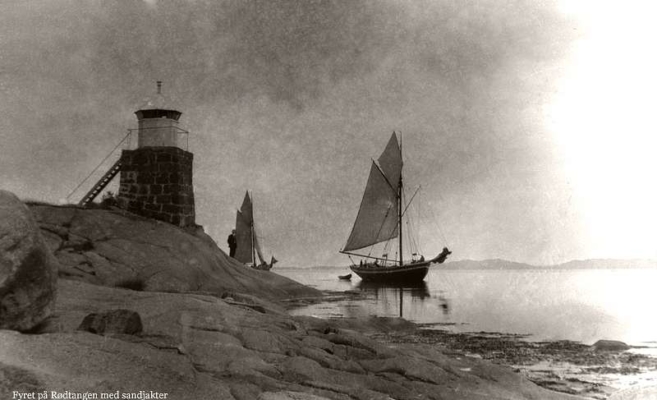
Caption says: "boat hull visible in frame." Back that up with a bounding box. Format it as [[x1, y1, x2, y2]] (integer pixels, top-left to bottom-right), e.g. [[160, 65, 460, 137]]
[[350, 261, 431, 283], [251, 263, 273, 271]]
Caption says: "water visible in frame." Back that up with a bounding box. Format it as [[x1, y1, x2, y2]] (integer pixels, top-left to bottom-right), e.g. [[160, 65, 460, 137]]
[[277, 266, 657, 349]]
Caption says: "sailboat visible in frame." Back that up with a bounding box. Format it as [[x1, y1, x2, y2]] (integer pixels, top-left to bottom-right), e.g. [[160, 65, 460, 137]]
[[234, 191, 278, 271], [340, 132, 451, 283]]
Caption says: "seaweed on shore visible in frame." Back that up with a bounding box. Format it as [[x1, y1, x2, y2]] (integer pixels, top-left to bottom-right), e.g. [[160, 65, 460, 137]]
[[369, 328, 657, 400]]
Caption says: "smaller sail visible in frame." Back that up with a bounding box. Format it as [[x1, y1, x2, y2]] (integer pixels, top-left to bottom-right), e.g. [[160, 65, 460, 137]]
[[234, 191, 275, 268], [253, 229, 266, 265], [234, 192, 254, 264]]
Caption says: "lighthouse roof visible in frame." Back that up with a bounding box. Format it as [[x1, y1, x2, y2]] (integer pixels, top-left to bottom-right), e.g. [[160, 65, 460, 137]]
[[136, 81, 181, 113]]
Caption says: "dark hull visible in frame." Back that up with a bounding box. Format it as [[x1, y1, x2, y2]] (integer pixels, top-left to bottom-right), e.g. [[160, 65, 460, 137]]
[[350, 261, 431, 283], [251, 263, 273, 271]]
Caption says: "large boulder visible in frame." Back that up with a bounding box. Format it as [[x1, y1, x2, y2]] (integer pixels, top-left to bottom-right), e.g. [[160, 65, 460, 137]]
[[28, 204, 319, 301], [592, 340, 630, 352], [0, 191, 57, 331]]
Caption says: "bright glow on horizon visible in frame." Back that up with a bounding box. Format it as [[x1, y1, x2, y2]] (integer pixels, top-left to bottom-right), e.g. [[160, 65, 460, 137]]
[[549, 1, 657, 260]]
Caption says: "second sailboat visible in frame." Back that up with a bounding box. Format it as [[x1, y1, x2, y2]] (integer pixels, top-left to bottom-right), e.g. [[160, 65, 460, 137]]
[[234, 191, 278, 271]]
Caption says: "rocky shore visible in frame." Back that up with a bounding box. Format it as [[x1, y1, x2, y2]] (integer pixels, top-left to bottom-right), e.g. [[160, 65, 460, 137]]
[[369, 329, 657, 400], [285, 289, 657, 400], [0, 190, 636, 399]]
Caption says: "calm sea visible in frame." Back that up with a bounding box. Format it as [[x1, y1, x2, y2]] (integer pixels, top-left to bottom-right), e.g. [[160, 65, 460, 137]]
[[276, 266, 657, 351]]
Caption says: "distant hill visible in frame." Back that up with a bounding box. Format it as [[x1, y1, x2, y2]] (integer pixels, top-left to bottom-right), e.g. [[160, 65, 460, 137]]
[[549, 258, 657, 269], [442, 258, 657, 270], [442, 259, 533, 270]]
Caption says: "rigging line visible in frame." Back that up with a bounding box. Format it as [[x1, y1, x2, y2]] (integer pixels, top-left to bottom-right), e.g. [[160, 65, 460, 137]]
[[405, 205, 418, 253], [383, 239, 393, 258], [401, 185, 421, 218], [405, 208, 420, 257], [371, 159, 397, 195], [381, 242, 392, 265], [401, 184, 420, 259], [409, 187, 417, 254], [66, 130, 131, 201], [383, 239, 393, 253], [424, 194, 450, 248], [415, 188, 423, 255]]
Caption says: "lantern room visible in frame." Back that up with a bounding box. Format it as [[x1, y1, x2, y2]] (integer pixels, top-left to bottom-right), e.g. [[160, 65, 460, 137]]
[[134, 81, 187, 149]]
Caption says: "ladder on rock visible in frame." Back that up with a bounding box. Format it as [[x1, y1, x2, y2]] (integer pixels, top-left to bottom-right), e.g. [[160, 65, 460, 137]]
[[78, 159, 122, 207]]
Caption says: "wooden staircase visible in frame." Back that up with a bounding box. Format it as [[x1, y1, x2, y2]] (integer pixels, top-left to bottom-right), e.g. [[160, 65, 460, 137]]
[[78, 159, 122, 207]]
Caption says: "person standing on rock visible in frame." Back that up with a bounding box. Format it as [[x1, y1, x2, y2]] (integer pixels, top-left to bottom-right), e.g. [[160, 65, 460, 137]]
[[228, 229, 237, 257]]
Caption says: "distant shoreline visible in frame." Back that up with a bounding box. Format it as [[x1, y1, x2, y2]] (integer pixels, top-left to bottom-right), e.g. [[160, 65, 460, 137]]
[[279, 261, 657, 270]]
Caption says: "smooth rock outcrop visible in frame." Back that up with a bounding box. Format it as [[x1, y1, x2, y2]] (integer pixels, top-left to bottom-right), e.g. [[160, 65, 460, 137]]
[[29, 204, 319, 301], [0, 279, 584, 400], [0, 191, 57, 331]]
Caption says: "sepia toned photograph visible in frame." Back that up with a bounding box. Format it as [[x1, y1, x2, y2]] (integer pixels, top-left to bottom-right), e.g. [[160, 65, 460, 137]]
[[1, 1, 656, 399]]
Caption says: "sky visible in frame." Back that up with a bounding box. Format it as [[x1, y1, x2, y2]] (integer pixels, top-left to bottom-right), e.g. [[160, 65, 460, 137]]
[[1, 0, 656, 267]]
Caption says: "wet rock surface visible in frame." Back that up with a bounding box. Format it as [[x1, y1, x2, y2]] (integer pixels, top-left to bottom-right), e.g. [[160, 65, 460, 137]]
[[370, 329, 657, 400]]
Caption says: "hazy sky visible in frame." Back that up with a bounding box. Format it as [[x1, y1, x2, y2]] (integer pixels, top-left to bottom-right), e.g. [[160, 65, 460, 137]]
[[1, 0, 655, 267]]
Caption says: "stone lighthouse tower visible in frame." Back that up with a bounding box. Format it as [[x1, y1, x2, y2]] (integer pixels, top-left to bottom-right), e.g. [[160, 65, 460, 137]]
[[116, 82, 195, 227]]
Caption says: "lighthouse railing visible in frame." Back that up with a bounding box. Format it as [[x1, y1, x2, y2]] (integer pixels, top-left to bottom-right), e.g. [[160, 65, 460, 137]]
[[126, 126, 190, 151]]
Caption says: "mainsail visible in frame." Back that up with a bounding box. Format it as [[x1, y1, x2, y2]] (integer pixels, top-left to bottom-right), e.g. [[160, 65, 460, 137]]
[[343, 133, 403, 252], [234, 192, 265, 265]]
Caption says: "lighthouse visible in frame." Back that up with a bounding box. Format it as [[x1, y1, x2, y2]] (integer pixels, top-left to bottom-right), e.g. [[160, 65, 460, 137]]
[[116, 82, 196, 227]]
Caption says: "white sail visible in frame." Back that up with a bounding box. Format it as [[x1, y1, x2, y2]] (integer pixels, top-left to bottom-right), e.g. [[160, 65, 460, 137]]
[[343, 133, 402, 252], [253, 228, 266, 265]]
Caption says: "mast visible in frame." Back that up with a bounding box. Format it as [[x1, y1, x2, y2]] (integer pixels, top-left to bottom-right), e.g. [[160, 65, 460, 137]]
[[398, 132, 403, 266], [251, 221, 255, 265], [251, 192, 256, 265], [398, 176, 403, 265]]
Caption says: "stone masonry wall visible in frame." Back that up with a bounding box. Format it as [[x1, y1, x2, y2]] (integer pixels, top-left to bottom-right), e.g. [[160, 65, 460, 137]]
[[117, 147, 195, 227]]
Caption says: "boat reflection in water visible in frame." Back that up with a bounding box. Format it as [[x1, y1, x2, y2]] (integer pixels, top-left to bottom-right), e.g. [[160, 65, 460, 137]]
[[354, 280, 435, 319], [284, 268, 452, 323]]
